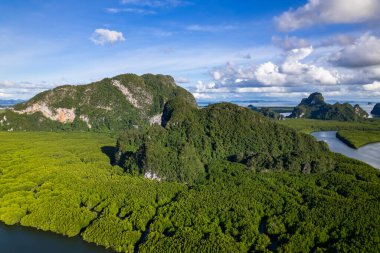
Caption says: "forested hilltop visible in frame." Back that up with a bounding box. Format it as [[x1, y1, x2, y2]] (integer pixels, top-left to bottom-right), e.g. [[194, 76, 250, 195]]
[[116, 100, 334, 183], [289, 92, 368, 121], [0, 74, 194, 132]]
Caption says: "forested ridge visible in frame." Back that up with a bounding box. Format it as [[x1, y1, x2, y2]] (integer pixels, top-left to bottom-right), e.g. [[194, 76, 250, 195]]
[[0, 74, 195, 132], [116, 101, 335, 183]]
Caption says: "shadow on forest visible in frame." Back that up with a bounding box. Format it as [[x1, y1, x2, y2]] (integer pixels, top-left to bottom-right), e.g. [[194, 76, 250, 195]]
[[101, 146, 117, 166]]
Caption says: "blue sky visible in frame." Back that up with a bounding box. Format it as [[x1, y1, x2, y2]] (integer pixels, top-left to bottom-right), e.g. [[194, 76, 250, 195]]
[[1, 0, 380, 102]]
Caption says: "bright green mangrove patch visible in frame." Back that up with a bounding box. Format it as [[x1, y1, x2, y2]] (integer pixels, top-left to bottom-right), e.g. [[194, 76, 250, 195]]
[[279, 118, 380, 134], [336, 130, 380, 149], [0, 131, 379, 252]]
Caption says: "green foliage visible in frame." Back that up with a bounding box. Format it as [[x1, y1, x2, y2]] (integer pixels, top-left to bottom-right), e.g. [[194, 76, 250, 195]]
[[279, 118, 380, 134], [336, 130, 380, 149], [289, 92, 368, 121], [0, 132, 379, 252], [5, 73, 195, 132], [248, 105, 284, 120], [117, 102, 335, 183]]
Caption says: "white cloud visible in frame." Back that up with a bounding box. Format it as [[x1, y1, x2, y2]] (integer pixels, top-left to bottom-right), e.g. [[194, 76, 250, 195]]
[[275, 0, 380, 31], [90, 29, 125, 46], [210, 62, 256, 86], [316, 34, 355, 48], [236, 87, 287, 93], [272, 36, 310, 51], [280, 47, 339, 85], [106, 8, 156, 14], [0, 80, 14, 88], [186, 24, 236, 32], [192, 93, 212, 99], [363, 81, 380, 91], [0, 92, 12, 98], [121, 0, 189, 7], [175, 77, 190, 83], [195, 80, 216, 93], [210, 47, 339, 88], [255, 62, 286, 85], [331, 34, 380, 68]]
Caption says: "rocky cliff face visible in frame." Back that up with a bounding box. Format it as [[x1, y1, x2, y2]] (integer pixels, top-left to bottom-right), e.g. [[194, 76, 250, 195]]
[[1, 73, 195, 131], [289, 92, 368, 121]]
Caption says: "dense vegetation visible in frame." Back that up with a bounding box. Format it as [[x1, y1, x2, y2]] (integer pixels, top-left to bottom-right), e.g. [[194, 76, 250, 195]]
[[0, 132, 379, 252], [1, 81, 380, 252], [248, 105, 284, 120], [116, 101, 335, 183], [289, 93, 368, 121], [336, 130, 380, 149], [372, 103, 380, 116], [279, 118, 380, 134], [0, 74, 194, 132]]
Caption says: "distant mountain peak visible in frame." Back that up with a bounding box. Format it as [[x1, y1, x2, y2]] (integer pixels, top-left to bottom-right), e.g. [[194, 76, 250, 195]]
[[289, 92, 368, 121], [300, 92, 325, 106]]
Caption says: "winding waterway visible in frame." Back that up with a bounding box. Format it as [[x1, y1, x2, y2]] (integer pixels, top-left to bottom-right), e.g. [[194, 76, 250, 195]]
[[312, 131, 380, 169], [0, 222, 113, 253]]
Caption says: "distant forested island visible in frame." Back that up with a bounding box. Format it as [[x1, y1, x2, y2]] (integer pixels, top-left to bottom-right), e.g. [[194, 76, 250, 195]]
[[289, 92, 368, 121]]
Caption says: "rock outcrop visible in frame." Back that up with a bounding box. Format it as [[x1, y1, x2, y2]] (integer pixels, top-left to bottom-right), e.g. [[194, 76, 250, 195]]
[[289, 92, 368, 121]]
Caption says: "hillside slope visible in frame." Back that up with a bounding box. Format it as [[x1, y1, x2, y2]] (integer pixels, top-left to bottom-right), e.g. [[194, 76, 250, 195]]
[[116, 100, 334, 183], [289, 92, 368, 121], [0, 74, 195, 132]]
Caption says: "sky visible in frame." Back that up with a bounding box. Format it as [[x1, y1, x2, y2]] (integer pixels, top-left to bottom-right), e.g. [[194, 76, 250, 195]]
[[1, 0, 380, 102]]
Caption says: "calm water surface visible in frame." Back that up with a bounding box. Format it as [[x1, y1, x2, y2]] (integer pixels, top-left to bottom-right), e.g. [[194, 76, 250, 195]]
[[312, 131, 380, 169], [0, 222, 114, 253]]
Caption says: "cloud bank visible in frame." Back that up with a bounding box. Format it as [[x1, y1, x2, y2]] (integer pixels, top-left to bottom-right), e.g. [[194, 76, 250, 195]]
[[276, 0, 380, 31]]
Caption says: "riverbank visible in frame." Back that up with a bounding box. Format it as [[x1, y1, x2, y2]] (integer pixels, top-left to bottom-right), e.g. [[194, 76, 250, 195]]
[[279, 118, 380, 134], [279, 118, 380, 148], [336, 130, 380, 149], [312, 131, 380, 169]]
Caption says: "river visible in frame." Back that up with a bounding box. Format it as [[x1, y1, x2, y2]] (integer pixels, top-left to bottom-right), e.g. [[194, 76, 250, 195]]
[[0, 222, 113, 253], [312, 131, 380, 169]]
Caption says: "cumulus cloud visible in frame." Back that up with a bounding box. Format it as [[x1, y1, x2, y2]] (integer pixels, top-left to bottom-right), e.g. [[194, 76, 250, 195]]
[[275, 0, 380, 31], [195, 80, 216, 93], [209, 47, 339, 89], [255, 62, 286, 85], [210, 62, 255, 86], [363, 81, 380, 91], [90, 29, 125, 46], [330, 34, 380, 68]]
